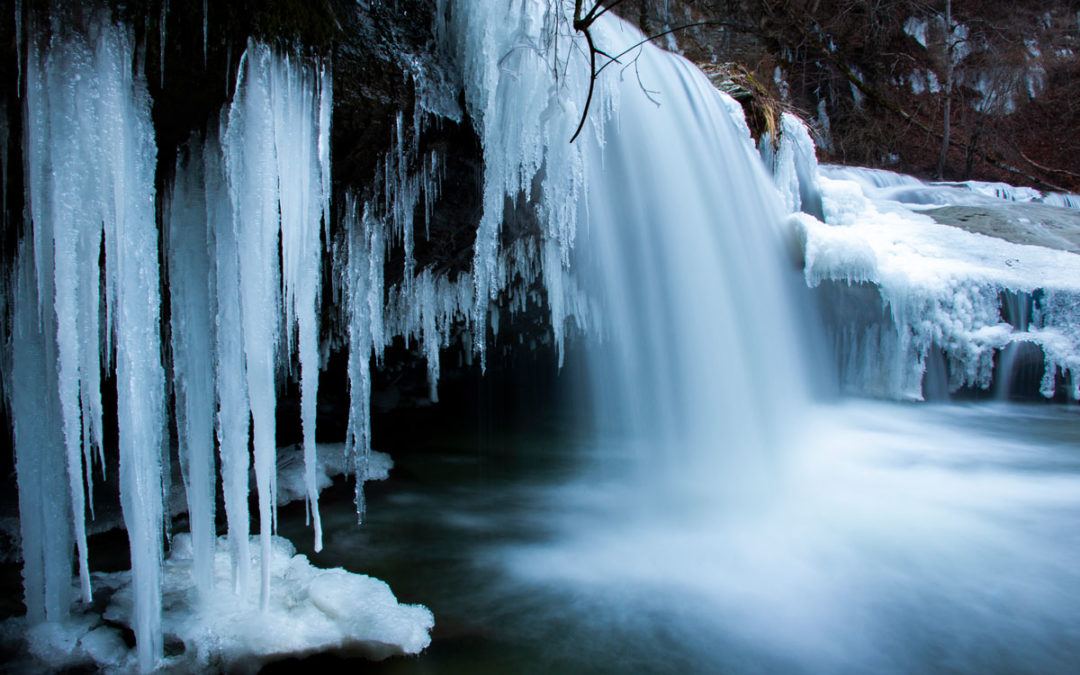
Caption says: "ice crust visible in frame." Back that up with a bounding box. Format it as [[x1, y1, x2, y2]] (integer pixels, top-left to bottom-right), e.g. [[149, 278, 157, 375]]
[[778, 153, 1080, 399], [7, 534, 432, 674]]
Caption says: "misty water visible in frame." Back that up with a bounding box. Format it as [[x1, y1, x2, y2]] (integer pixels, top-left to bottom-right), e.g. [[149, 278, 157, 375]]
[[277, 397, 1080, 674]]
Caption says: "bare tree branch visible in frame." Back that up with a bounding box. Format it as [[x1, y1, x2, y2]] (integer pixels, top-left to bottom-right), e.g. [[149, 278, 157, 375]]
[[569, 9, 746, 143]]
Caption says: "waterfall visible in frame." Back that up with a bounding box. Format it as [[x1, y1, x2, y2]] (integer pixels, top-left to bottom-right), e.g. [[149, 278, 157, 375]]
[[451, 3, 815, 511], [575, 26, 814, 508]]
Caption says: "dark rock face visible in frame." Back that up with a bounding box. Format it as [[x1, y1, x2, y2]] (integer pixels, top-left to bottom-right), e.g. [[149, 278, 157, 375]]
[[5, 0, 483, 268], [329, 1, 482, 283]]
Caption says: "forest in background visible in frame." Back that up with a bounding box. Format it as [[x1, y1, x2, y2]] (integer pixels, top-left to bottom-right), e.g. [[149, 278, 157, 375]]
[[615, 0, 1080, 192]]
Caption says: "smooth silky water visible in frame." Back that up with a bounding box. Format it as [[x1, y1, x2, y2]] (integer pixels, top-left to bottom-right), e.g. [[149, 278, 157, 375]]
[[277, 399, 1080, 674]]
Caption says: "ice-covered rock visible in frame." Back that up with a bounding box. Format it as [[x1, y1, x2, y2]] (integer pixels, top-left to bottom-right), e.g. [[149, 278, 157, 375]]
[[275, 445, 392, 506], [3, 534, 433, 674], [795, 166, 1080, 400]]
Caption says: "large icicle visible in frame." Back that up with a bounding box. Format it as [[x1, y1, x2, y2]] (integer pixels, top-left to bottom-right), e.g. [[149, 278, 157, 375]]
[[23, 16, 166, 670], [272, 52, 328, 552], [23, 18, 166, 671], [340, 196, 383, 521], [166, 141, 217, 597], [95, 22, 167, 671], [207, 124, 253, 596], [224, 43, 282, 609], [8, 241, 73, 624], [222, 41, 331, 602], [24, 18, 104, 606]]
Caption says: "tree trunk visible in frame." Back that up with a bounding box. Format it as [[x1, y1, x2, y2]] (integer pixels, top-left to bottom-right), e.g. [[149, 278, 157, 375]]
[[936, 0, 952, 180]]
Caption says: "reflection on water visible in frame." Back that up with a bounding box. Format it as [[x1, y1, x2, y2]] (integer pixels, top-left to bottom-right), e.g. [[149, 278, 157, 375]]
[[277, 401, 1080, 674]]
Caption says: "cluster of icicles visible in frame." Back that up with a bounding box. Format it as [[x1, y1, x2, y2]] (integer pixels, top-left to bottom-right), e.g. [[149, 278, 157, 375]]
[[3, 9, 584, 671], [10, 18, 337, 669]]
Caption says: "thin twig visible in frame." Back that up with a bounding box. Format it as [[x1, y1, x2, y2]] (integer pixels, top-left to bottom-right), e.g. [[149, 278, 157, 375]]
[[570, 27, 599, 143], [595, 21, 735, 77], [569, 15, 742, 143]]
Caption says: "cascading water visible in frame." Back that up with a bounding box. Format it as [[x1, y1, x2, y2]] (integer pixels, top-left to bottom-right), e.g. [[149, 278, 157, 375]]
[[449, 5, 817, 505], [571, 22, 815, 511]]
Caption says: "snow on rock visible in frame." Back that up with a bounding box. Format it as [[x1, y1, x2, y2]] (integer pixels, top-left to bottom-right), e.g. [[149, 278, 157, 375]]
[[793, 166, 1080, 399], [143, 534, 433, 670], [921, 203, 1080, 254], [3, 535, 433, 674], [275, 445, 392, 507]]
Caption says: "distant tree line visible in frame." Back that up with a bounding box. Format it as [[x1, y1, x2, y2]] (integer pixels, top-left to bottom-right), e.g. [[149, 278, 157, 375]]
[[609, 0, 1080, 190]]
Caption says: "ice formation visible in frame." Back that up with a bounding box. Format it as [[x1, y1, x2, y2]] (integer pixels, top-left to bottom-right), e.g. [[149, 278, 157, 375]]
[[20, 17, 166, 669], [165, 142, 217, 602], [8, 2, 607, 668], [8, 11, 434, 671], [165, 37, 337, 614], [819, 164, 1080, 211], [759, 113, 825, 219], [448, 0, 597, 368], [9, 534, 432, 673], [776, 158, 1080, 399]]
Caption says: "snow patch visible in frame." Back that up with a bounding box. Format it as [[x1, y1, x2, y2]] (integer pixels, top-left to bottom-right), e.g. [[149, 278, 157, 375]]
[[4, 535, 433, 673]]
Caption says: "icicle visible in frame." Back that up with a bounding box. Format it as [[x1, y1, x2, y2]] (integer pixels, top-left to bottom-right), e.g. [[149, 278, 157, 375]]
[[418, 271, 440, 402], [160, 0, 168, 89], [391, 112, 416, 293], [447, 1, 594, 370], [341, 197, 385, 522], [95, 21, 166, 670], [21, 16, 174, 669], [207, 124, 251, 596], [1, 107, 8, 226], [273, 50, 326, 552], [224, 41, 282, 609], [9, 240, 73, 624], [202, 0, 208, 67], [318, 59, 332, 243], [225, 41, 232, 97], [166, 141, 217, 597], [24, 15, 111, 607], [15, 1, 21, 92]]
